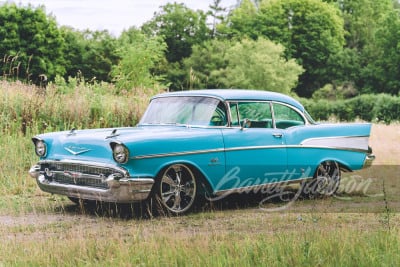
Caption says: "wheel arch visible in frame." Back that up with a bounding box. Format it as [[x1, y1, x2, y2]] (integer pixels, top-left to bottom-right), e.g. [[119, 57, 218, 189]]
[[315, 157, 351, 174], [152, 160, 214, 195]]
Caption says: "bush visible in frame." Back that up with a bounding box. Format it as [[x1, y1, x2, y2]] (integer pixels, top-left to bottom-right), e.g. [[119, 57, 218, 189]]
[[303, 94, 400, 123], [372, 94, 400, 124], [302, 99, 334, 121]]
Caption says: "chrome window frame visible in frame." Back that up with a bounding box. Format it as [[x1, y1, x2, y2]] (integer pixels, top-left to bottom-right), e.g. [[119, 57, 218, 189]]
[[226, 100, 309, 129]]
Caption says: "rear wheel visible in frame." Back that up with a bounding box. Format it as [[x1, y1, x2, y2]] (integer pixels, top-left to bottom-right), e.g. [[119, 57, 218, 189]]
[[302, 161, 341, 198], [153, 164, 198, 215]]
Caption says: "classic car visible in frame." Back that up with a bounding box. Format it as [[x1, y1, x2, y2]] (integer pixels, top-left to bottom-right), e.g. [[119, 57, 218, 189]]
[[29, 89, 375, 215]]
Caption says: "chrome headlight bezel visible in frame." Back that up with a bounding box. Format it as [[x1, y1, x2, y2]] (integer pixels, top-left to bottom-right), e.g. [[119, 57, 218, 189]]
[[111, 142, 130, 164], [33, 138, 47, 157]]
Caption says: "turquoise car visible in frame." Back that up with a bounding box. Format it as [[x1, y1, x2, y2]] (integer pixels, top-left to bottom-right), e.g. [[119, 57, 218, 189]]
[[29, 90, 375, 215]]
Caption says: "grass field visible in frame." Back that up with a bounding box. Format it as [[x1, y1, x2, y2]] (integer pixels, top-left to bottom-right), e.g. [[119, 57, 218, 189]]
[[0, 82, 399, 266]]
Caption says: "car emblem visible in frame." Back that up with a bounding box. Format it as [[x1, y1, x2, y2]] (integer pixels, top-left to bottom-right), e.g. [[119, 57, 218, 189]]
[[64, 146, 91, 155]]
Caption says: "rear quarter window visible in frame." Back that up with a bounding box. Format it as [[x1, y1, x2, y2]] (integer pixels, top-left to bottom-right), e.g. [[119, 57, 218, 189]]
[[273, 103, 305, 129]]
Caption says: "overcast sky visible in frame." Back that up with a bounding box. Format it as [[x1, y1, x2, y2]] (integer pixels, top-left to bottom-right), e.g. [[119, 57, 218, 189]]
[[3, 0, 238, 36]]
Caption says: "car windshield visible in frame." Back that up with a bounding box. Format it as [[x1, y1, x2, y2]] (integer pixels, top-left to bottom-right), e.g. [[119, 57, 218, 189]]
[[139, 96, 226, 126]]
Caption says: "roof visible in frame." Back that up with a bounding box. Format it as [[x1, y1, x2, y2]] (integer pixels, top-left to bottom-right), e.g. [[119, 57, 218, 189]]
[[153, 89, 305, 112]]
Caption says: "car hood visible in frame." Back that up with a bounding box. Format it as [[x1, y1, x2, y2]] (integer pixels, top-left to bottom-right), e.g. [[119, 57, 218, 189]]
[[36, 126, 224, 163]]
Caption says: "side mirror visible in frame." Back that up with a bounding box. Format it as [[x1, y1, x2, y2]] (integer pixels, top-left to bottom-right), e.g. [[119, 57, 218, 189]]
[[241, 118, 251, 130]]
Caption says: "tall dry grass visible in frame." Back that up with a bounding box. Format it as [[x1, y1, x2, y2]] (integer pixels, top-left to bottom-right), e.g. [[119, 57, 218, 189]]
[[0, 80, 160, 197], [0, 80, 158, 136]]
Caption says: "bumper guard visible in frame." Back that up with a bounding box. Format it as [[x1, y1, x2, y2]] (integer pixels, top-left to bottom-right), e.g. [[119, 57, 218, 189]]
[[29, 164, 154, 203]]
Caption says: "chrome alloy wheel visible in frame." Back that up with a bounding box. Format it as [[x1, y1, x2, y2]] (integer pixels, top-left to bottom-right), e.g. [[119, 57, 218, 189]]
[[302, 161, 341, 197], [158, 164, 197, 214], [313, 161, 341, 196]]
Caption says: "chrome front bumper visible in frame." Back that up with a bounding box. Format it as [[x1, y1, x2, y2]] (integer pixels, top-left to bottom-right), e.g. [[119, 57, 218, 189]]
[[29, 164, 154, 203]]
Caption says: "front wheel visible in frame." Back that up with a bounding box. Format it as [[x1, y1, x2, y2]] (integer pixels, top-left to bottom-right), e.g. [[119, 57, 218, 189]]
[[153, 164, 198, 215], [302, 161, 341, 198]]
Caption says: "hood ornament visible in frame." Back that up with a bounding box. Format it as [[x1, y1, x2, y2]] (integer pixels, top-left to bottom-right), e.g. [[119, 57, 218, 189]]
[[64, 146, 91, 155], [67, 128, 77, 136], [106, 128, 119, 139]]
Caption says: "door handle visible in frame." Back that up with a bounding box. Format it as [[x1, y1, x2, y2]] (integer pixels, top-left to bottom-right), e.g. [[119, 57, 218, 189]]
[[272, 133, 283, 138]]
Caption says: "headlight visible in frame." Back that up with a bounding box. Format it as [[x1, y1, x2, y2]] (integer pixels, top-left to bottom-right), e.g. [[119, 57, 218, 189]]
[[111, 143, 129, 164], [34, 140, 47, 157]]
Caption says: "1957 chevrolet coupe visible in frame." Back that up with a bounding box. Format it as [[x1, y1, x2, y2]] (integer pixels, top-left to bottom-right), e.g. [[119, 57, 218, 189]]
[[29, 90, 375, 215]]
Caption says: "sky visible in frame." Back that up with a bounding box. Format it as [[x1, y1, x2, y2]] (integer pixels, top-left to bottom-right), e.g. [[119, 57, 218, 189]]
[[4, 0, 238, 36]]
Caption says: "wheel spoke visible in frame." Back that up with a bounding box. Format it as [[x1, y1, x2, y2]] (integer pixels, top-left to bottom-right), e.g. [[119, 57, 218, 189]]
[[181, 182, 194, 196], [162, 190, 175, 203], [318, 164, 329, 177], [175, 171, 182, 184], [162, 174, 176, 187], [173, 191, 182, 210]]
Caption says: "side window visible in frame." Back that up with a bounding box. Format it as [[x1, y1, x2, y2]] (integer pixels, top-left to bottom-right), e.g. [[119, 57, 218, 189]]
[[232, 102, 273, 128], [209, 102, 228, 126], [273, 103, 305, 129]]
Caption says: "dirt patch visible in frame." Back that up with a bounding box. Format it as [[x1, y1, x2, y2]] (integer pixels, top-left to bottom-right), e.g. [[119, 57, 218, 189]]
[[370, 123, 400, 164], [0, 213, 74, 227]]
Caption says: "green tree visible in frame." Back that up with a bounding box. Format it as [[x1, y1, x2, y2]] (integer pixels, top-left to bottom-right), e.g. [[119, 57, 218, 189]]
[[216, 38, 304, 94], [79, 30, 119, 82], [0, 3, 65, 82], [141, 3, 211, 63], [111, 28, 168, 92], [331, 0, 393, 50], [141, 3, 211, 90], [219, 0, 345, 96], [394, 0, 400, 9], [217, 0, 258, 39], [321, 0, 396, 95], [208, 0, 227, 37], [183, 39, 232, 89], [256, 0, 345, 96], [60, 27, 86, 80], [61, 28, 119, 83], [361, 10, 400, 94], [325, 0, 397, 94]]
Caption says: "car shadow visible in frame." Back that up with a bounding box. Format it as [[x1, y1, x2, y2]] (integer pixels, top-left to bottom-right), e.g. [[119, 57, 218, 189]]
[[60, 187, 305, 220]]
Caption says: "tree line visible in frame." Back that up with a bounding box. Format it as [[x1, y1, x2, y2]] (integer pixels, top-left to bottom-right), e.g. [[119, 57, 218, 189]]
[[1, 0, 399, 98]]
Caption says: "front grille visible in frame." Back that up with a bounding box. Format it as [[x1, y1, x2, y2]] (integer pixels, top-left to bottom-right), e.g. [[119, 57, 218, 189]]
[[39, 161, 127, 189]]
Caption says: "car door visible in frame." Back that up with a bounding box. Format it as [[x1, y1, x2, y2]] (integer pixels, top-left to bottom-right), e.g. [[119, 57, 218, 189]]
[[217, 101, 288, 192], [272, 102, 307, 180]]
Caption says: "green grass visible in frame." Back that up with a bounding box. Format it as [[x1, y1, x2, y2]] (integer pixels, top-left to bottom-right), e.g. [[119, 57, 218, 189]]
[[0, 81, 399, 266], [0, 210, 399, 266]]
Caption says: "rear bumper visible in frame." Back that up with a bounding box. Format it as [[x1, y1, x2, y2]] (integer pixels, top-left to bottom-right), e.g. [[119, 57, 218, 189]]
[[362, 153, 375, 169], [29, 165, 154, 203]]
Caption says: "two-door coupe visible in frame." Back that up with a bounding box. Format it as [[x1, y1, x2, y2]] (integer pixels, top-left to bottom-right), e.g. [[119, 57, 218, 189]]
[[29, 90, 375, 214]]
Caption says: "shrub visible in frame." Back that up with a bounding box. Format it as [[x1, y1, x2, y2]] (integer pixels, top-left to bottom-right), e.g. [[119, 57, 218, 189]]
[[372, 94, 400, 124], [303, 94, 400, 123]]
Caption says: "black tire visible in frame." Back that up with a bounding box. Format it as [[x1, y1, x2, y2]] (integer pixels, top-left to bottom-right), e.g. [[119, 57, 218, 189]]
[[302, 161, 341, 198], [68, 197, 81, 204], [68, 197, 97, 208], [152, 164, 198, 216]]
